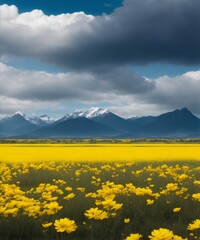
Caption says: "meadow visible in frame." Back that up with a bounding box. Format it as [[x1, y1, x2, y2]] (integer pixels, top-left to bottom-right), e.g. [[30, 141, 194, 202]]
[[0, 143, 200, 240]]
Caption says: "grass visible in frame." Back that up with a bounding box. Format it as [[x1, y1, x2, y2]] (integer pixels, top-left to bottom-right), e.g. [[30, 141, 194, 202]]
[[0, 160, 199, 239]]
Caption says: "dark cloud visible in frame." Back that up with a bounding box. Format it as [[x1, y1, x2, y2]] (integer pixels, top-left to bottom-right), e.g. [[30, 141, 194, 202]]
[[2, 62, 200, 117], [0, 63, 152, 102], [0, 62, 155, 116], [1, 0, 200, 69], [58, 0, 200, 69], [1, 1, 200, 117]]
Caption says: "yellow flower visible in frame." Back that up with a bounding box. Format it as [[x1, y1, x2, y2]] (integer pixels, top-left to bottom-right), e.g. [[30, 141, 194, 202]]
[[111, 202, 123, 211], [0, 206, 6, 214], [166, 183, 178, 191], [192, 193, 200, 202], [125, 233, 142, 240], [99, 198, 123, 211], [43, 201, 63, 215], [84, 207, 109, 220], [187, 219, 200, 231], [42, 222, 53, 228], [111, 212, 117, 217], [64, 193, 75, 200], [124, 218, 130, 223], [178, 174, 188, 181], [77, 187, 85, 192], [3, 208, 19, 217], [149, 228, 174, 240], [193, 180, 200, 186], [173, 235, 188, 240], [54, 218, 77, 233], [173, 207, 181, 213], [146, 199, 154, 205]]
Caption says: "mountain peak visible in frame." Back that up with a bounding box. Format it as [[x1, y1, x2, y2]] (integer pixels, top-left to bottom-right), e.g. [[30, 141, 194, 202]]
[[180, 107, 191, 112], [12, 111, 30, 121], [72, 110, 85, 118], [85, 107, 109, 118], [69, 107, 109, 119], [173, 107, 193, 116], [2, 107, 200, 138], [14, 111, 26, 117]]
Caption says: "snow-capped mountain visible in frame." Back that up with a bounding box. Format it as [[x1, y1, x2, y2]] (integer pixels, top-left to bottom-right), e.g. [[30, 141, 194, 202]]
[[56, 107, 109, 122], [85, 107, 110, 118], [13, 111, 27, 118], [1, 111, 29, 122], [0, 112, 38, 136], [2, 107, 200, 138], [29, 115, 54, 126], [69, 107, 109, 119], [56, 114, 70, 123], [1, 112, 54, 127]]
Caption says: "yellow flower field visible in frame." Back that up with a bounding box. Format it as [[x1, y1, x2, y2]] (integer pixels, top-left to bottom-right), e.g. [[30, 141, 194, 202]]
[[1, 143, 200, 163], [0, 143, 199, 239]]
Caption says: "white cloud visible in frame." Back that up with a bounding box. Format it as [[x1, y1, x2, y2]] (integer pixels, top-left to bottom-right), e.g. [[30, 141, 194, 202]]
[[1, 2, 200, 118], [0, 4, 18, 20], [0, 63, 93, 100], [0, 4, 95, 60], [0, 62, 152, 118], [1, 62, 200, 118], [1, 0, 200, 69], [151, 71, 200, 111], [0, 62, 151, 100], [0, 96, 56, 117], [109, 103, 167, 118]]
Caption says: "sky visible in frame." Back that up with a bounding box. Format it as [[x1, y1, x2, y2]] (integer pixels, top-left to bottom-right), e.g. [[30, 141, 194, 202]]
[[1, 0, 200, 119]]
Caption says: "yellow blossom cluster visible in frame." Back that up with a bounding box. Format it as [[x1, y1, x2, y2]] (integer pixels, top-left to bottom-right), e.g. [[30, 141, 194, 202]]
[[0, 161, 199, 240], [148, 228, 187, 240]]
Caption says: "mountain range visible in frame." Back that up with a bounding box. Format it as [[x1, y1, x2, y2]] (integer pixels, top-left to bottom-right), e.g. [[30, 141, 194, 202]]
[[1, 107, 200, 138]]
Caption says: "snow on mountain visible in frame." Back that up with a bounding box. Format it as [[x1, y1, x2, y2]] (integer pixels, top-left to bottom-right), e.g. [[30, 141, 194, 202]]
[[70, 110, 85, 118], [39, 115, 54, 124], [28, 115, 54, 125], [70, 107, 109, 119], [13, 111, 26, 117], [1, 107, 108, 125], [2, 111, 30, 121], [57, 114, 70, 122], [85, 107, 109, 118], [28, 116, 40, 125]]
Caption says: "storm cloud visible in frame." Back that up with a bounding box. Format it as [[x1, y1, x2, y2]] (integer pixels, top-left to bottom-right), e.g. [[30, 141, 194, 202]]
[[1, 0, 200, 69]]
